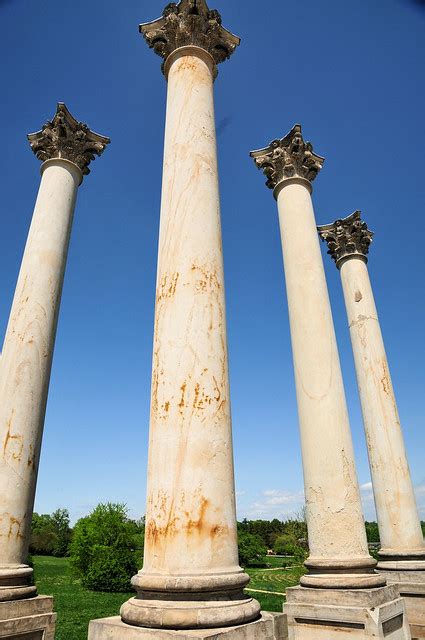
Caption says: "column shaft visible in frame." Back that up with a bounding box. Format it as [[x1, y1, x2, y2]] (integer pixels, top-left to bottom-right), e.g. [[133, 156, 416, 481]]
[[0, 160, 81, 599], [275, 180, 380, 587], [146, 49, 239, 577], [340, 256, 425, 560], [120, 47, 259, 629]]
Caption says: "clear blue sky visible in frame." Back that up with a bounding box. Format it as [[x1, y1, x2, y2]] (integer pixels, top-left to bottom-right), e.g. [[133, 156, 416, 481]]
[[0, 0, 424, 524]]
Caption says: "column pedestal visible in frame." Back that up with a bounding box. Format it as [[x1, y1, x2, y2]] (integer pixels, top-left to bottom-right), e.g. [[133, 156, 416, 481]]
[[89, 613, 287, 640], [0, 596, 56, 640], [379, 571, 425, 640], [284, 585, 409, 640]]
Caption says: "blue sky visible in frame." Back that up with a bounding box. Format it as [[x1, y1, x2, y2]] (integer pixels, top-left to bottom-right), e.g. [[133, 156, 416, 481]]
[[0, 0, 424, 525]]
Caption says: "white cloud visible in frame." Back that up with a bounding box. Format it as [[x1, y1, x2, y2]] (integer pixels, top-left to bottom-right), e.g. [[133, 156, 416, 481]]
[[243, 489, 305, 519], [237, 480, 425, 523], [415, 484, 425, 497], [359, 480, 376, 520]]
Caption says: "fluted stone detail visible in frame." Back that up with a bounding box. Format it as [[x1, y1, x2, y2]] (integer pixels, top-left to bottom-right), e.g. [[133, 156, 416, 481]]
[[318, 211, 374, 267], [250, 124, 324, 190], [27, 103, 110, 177], [140, 0, 240, 69]]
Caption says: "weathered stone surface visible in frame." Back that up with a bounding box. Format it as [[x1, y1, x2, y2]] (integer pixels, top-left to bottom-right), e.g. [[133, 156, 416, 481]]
[[284, 586, 410, 639], [338, 245, 425, 560], [89, 612, 286, 640], [119, 10, 258, 631], [0, 158, 81, 598], [318, 211, 373, 267], [28, 102, 109, 177], [0, 595, 56, 639], [381, 571, 425, 638], [250, 131, 381, 589], [319, 210, 425, 632], [140, 0, 240, 72], [250, 125, 324, 191], [0, 106, 109, 600]]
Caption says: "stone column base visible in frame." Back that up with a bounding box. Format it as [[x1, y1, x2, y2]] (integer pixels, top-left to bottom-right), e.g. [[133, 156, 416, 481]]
[[0, 595, 56, 639], [379, 570, 425, 639], [284, 584, 410, 639], [88, 612, 287, 640]]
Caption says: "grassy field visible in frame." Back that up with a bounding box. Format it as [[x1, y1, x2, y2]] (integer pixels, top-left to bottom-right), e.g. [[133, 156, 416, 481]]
[[245, 558, 305, 612], [33, 556, 304, 640], [34, 556, 132, 640]]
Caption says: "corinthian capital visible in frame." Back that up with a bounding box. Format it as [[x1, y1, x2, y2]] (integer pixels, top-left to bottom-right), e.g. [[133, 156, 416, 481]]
[[318, 211, 374, 267], [27, 103, 110, 177], [250, 124, 324, 190], [140, 0, 240, 68]]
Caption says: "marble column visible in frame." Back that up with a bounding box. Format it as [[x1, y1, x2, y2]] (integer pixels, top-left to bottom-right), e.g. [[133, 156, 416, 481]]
[[250, 127, 410, 640], [319, 211, 425, 637], [119, 0, 260, 631], [250, 126, 379, 589], [0, 103, 109, 603]]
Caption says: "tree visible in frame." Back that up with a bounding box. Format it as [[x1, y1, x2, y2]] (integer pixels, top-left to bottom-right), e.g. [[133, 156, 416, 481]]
[[70, 503, 141, 592], [365, 521, 380, 544], [30, 509, 72, 556], [30, 513, 57, 555], [274, 534, 297, 555], [51, 508, 72, 556], [238, 532, 267, 567]]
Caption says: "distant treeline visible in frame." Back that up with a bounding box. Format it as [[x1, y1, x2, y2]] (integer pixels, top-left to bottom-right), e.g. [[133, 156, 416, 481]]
[[30, 507, 425, 558], [366, 520, 425, 543], [237, 516, 307, 549], [237, 518, 425, 548]]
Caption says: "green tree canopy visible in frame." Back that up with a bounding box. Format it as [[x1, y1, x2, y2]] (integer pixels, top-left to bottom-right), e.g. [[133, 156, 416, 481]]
[[70, 503, 143, 592], [238, 532, 267, 567], [30, 508, 72, 556]]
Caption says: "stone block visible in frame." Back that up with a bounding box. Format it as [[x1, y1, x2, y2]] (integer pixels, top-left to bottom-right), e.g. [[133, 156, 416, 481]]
[[380, 570, 425, 638], [88, 611, 287, 640], [0, 595, 56, 639], [284, 585, 410, 639]]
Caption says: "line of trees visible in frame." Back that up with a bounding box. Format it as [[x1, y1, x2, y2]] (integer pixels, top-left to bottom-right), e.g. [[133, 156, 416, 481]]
[[30, 505, 425, 592], [30, 508, 72, 557]]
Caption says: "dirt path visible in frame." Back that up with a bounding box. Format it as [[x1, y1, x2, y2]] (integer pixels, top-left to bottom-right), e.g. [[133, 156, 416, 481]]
[[245, 587, 286, 596], [253, 565, 303, 572]]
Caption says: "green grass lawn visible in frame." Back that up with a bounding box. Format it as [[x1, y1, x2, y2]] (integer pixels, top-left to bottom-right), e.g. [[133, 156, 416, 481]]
[[245, 561, 305, 612], [33, 556, 304, 640], [34, 556, 132, 640]]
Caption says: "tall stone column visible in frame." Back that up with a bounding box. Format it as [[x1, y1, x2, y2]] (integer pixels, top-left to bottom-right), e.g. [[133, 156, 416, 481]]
[[250, 127, 410, 640], [319, 211, 425, 638], [116, 0, 261, 633], [0, 102, 109, 614]]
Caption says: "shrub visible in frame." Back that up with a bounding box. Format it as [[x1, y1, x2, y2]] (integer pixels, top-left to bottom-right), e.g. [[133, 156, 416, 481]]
[[82, 545, 136, 592], [238, 532, 267, 567], [274, 534, 297, 556], [70, 503, 140, 592]]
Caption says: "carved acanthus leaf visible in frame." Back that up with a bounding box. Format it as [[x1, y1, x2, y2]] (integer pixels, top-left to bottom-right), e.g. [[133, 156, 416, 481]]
[[27, 103, 110, 176], [318, 211, 374, 265], [250, 124, 324, 190], [140, 0, 240, 68]]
